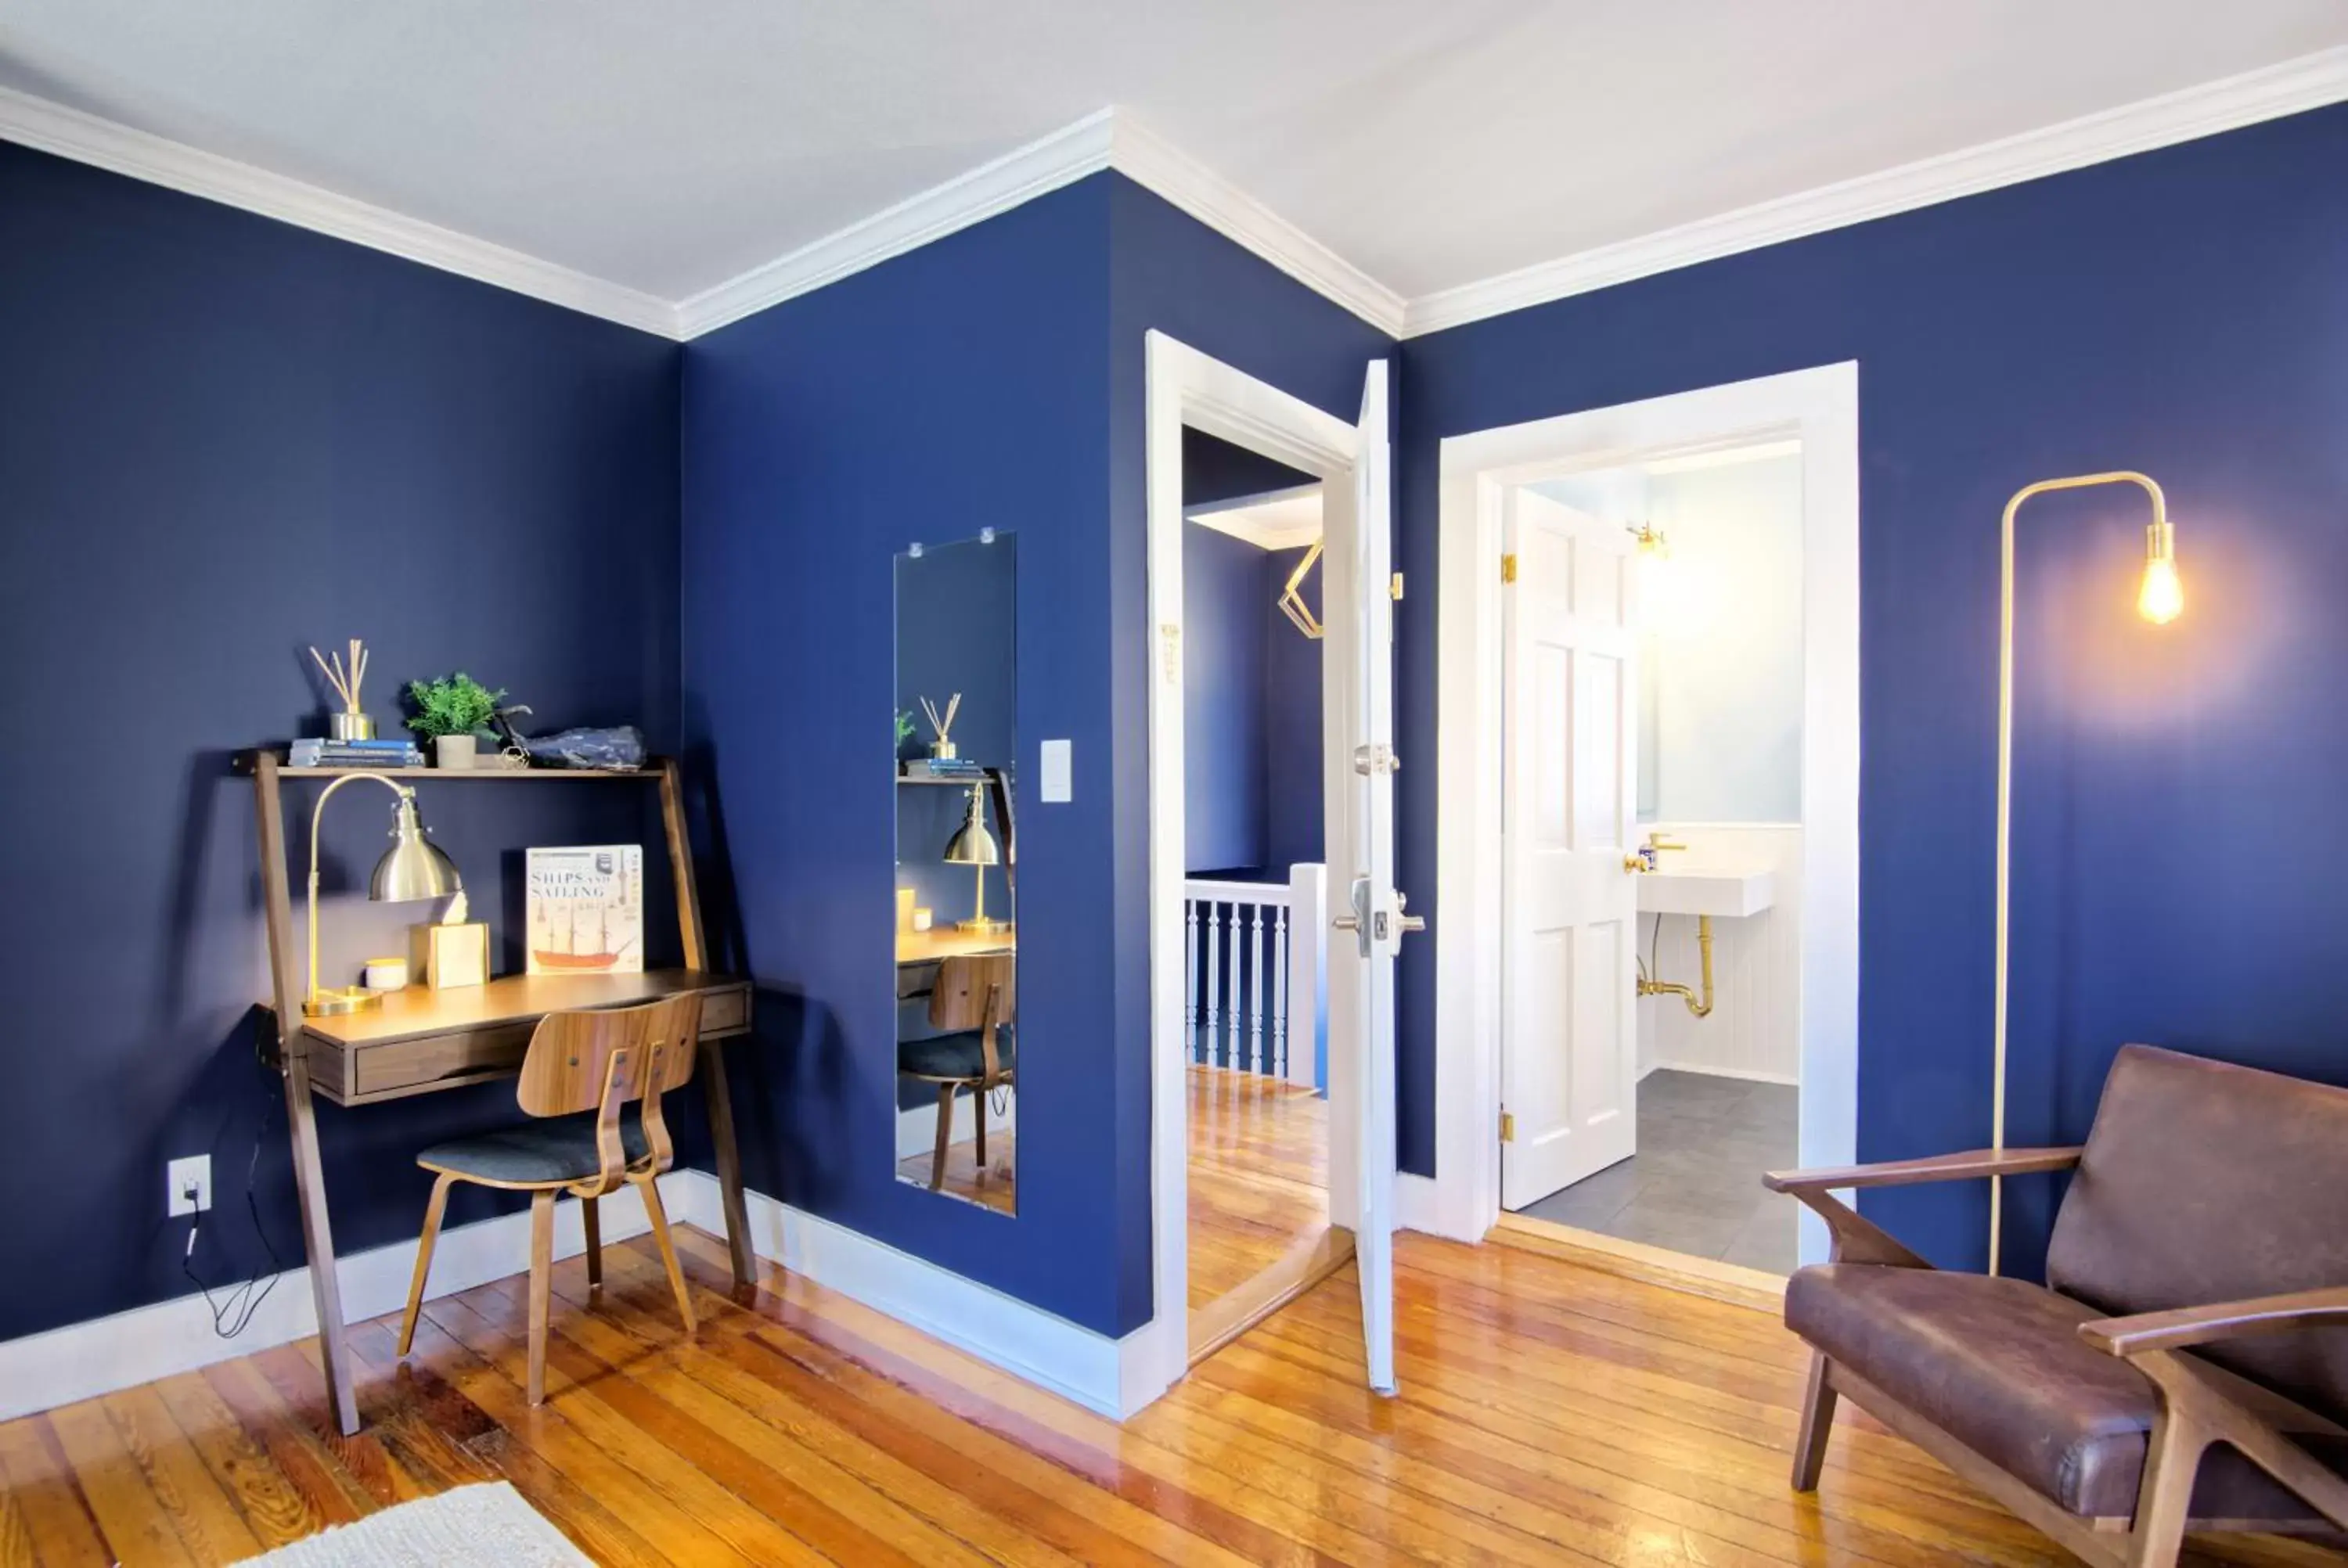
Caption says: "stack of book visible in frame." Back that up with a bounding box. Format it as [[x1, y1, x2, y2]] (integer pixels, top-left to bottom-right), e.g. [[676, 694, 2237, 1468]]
[[290, 736, 424, 769], [903, 756, 988, 781]]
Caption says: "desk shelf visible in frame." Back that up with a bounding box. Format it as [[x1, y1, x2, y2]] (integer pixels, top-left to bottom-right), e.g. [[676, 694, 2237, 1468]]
[[250, 761, 664, 782]]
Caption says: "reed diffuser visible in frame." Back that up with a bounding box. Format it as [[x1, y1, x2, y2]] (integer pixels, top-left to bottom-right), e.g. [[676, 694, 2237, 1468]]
[[309, 638, 375, 740], [920, 692, 962, 760]]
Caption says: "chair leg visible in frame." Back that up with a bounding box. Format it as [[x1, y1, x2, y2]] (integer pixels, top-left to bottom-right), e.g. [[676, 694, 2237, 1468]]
[[397, 1173, 456, 1356], [639, 1175, 697, 1336], [2127, 1406, 2209, 1568], [1792, 1350, 1838, 1491], [974, 1085, 988, 1168], [526, 1190, 555, 1406], [582, 1195, 602, 1292], [931, 1084, 956, 1189]]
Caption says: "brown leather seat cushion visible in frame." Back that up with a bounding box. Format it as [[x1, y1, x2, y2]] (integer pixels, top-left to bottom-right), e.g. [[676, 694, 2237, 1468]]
[[1787, 1264, 2320, 1520]]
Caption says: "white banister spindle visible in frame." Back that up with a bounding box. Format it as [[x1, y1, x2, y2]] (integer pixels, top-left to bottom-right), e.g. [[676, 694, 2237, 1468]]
[[1279, 908, 1295, 1079], [1247, 903, 1266, 1074], [1185, 900, 1199, 1052], [1204, 902, 1222, 1066], [1230, 901, 1249, 1070]]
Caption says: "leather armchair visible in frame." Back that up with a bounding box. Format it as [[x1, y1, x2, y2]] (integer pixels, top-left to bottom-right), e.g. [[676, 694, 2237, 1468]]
[[1768, 1045, 2348, 1568]]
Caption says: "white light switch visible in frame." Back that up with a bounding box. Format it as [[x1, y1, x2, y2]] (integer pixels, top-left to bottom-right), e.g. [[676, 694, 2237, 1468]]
[[1039, 739, 1071, 802]]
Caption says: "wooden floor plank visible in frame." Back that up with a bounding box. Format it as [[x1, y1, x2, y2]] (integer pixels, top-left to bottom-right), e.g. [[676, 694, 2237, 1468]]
[[0, 1416, 111, 1568]]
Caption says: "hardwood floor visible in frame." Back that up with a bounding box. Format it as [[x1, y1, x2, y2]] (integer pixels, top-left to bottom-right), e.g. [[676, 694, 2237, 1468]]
[[4, 1221, 2340, 1565], [1187, 1066, 1328, 1311]]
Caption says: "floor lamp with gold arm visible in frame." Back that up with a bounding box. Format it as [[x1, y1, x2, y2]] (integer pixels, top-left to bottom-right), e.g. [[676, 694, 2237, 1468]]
[[1989, 470, 2183, 1275]]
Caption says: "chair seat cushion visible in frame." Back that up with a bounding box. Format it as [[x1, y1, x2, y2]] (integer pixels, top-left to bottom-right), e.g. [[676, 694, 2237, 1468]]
[[418, 1109, 650, 1186], [899, 1028, 1014, 1082], [1787, 1264, 2325, 1520]]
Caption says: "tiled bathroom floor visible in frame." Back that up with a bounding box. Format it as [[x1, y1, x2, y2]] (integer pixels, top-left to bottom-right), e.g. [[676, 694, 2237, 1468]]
[[1512, 1068, 1799, 1273]]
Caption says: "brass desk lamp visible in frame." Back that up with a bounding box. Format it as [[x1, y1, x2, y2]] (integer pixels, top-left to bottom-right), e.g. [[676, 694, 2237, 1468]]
[[304, 775, 461, 1016]]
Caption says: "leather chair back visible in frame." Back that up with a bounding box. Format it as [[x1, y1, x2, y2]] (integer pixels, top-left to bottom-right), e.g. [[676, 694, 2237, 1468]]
[[2047, 1044, 2348, 1421]]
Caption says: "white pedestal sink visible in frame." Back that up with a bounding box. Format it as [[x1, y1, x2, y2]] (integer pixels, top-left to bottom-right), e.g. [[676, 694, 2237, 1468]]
[[1635, 865, 1776, 918]]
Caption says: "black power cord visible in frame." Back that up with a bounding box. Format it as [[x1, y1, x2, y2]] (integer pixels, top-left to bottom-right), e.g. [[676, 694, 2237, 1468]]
[[180, 1086, 289, 1339]]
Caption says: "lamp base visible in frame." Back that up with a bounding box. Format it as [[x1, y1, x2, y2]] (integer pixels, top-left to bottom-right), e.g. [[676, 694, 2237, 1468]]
[[304, 986, 385, 1017], [955, 916, 1010, 936]]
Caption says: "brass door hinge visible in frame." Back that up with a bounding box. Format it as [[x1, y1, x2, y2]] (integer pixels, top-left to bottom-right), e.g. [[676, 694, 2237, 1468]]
[[1500, 553, 1518, 584], [1500, 1109, 1516, 1143], [1389, 571, 1405, 601]]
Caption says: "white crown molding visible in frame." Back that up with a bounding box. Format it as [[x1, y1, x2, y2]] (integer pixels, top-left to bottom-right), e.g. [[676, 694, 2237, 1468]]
[[675, 110, 1120, 339], [1105, 113, 1407, 338], [0, 85, 679, 337], [674, 107, 1408, 340], [1403, 45, 2348, 337], [8, 45, 2343, 349]]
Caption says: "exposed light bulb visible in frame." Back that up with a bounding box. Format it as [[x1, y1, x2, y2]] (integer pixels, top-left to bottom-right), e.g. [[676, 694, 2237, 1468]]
[[2137, 520, 2182, 624], [2137, 554, 2183, 624]]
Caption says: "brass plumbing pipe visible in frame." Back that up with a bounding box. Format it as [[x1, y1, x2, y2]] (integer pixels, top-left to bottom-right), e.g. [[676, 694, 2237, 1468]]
[[1637, 915, 1715, 1017]]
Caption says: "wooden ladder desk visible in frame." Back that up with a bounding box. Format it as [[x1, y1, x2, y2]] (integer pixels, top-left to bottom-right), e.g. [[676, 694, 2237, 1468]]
[[244, 751, 758, 1436]]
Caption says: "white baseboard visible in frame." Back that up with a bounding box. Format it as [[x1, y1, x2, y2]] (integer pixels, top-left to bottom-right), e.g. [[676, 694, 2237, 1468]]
[[1648, 1059, 1800, 1088], [894, 1086, 1017, 1160], [666, 1171, 1154, 1419], [0, 1174, 692, 1424]]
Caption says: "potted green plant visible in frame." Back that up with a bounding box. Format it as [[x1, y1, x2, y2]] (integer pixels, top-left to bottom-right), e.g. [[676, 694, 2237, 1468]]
[[405, 673, 506, 769]]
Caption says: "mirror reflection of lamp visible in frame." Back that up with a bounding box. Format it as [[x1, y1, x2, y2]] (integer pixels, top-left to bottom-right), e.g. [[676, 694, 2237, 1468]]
[[942, 784, 1007, 935]]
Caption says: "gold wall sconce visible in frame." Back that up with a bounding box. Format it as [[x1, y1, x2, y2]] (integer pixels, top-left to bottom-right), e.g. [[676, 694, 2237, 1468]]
[[1987, 470, 2182, 1274]]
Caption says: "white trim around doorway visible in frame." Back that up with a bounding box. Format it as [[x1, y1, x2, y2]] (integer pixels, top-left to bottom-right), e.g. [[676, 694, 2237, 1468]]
[[1428, 361, 1861, 1265], [1132, 329, 1362, 1409]]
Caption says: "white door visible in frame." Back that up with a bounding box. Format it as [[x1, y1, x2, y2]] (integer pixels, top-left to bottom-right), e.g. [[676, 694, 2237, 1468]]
[[1500, 489, 1640, 1210], [1326, 360, 1403, 1394]]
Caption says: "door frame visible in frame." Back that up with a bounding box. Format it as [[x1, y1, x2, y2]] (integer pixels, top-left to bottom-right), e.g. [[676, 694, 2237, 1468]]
[[1430, 361, 1861, 1264], [1133, 329, 1363, 1407]]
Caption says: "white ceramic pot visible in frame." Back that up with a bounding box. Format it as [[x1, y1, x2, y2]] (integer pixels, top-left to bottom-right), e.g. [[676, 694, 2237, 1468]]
[[435, 734, 477, 770]]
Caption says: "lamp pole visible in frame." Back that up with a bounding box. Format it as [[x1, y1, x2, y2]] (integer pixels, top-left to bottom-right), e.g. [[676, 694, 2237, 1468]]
[[1990, 471, 2180, 1276]]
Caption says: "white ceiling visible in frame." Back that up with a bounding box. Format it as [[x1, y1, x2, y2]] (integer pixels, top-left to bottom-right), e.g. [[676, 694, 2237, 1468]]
[[3, 2, 2344, 314]]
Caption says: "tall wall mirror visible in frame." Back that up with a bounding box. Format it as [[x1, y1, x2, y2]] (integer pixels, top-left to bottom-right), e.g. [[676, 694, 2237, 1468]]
[[894, 530, 1017, 1214]]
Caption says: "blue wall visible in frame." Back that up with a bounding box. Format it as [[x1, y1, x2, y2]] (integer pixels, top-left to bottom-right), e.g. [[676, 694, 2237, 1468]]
[[682, 178, 1122, 1329], [0, 141, 682, 1343], [1261, 543, 1325, 876], [1394, 102, 2348, 1275], [1181, 521, 1271, 872]]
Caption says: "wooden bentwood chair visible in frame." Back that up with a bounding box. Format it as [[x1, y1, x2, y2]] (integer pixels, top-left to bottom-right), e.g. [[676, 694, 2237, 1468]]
[[898, 954, 1015, 1191], [397, 994, 704, 1404]]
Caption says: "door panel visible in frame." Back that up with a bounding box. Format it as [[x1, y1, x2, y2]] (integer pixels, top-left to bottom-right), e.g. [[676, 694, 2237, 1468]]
[[1502, 489, 1640, 1211], [1328, 358, 1399, 1395]]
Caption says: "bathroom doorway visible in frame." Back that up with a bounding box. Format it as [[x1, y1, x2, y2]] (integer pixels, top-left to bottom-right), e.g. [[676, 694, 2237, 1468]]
[[1428, 363, 1860, 1277], [1500, 447, 1806, 1273]]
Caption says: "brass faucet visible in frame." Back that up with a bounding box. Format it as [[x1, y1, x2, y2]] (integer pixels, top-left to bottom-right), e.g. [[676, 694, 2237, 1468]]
[[1623, 832, 1687, 874]]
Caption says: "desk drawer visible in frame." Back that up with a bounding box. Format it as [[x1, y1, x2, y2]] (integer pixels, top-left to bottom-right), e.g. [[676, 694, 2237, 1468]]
[[700, 984, 750, 1036], [352, 1022, 535, 1098]]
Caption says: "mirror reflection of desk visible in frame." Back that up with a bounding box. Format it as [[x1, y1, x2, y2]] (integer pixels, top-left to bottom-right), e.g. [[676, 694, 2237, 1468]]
[[895, 925, 1015, 998]]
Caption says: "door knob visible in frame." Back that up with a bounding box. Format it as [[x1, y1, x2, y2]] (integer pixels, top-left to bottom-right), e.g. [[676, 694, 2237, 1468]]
[[1332, 914, 1360, 931], [1398, 914, 1426, 934]]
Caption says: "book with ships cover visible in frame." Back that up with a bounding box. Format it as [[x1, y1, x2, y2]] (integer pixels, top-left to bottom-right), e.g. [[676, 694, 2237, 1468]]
[[524, 845, 643, 975]]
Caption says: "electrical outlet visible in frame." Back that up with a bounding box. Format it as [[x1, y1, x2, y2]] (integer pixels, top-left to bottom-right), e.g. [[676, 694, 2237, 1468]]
[[167, 1154, 212, 1217]]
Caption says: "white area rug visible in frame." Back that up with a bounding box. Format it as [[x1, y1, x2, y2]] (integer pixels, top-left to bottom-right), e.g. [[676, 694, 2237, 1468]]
[[235, 1482, 589, 1566]]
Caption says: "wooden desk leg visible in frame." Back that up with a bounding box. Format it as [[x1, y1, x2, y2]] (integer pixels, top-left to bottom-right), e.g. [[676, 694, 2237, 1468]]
[[700, 1040, 756, 1289], [283, 1050, 359, 1435]]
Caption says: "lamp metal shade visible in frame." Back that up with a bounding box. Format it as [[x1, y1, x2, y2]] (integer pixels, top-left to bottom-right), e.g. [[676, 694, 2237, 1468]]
[[371, 795, 461, 902], [942, 786, 999, 866]]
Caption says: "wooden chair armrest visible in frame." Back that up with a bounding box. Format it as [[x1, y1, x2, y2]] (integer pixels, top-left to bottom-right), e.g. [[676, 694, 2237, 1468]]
[[1763, 1146, 2082, 1195], [2080, 1287, 2348, 1358]]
